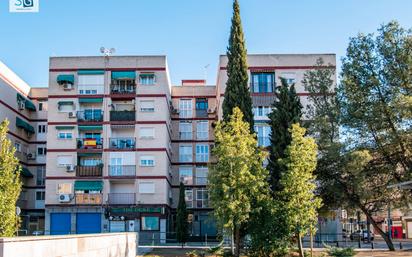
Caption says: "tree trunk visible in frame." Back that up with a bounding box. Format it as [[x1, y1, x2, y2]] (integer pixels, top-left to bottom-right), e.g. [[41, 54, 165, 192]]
[[231, 228, 235, 255], [235, 226, 241, 257], [297, 232, 304, 257], [361, 207, 395, 251]]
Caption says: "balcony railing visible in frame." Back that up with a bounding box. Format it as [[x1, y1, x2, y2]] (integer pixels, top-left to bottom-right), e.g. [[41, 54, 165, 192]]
[[77, 138, 103, 149], [109, 165, 136, 177], [109, 138, 136, 150], [195, 177, 208, 185], [75, 193, 102, 205], [179, 132, 192, 140], [77, 110, 103, 122], [195, 109, 208, 118], [249, 82, 275, 93], [108, 193, 136, 205], [76, 165, 103, 177], [110, 111, 135, 121], [110, 84, 136, 95]]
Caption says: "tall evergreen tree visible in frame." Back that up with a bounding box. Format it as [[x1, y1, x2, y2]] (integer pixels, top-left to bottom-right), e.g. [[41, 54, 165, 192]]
[[176, 182, 189, 247], [268, 78, 302, 192], [0, 119, 22, 237], [222, 0, 254, 130]]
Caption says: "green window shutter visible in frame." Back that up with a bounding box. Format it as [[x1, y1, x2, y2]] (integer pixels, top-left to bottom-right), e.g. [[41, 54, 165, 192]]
[[77, 70, 105, 75], [74, 181, 103, 191], [78, 125, 103, 131], [112, 71, 136, 80], [57, 74, 74, 84], [24, 99, 36, 111], [16, 117, 35, 134], [78, 98, 103, 103]]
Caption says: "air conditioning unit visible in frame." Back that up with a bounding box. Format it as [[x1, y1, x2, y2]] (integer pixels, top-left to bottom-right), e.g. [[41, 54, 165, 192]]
[[27, 153, 36, 160], [66, 164, 75, 172], [59, 194, 71, 203], [18, 101, 25, 110], [63, 83, 73, 90], [68, 112, 76, 118]]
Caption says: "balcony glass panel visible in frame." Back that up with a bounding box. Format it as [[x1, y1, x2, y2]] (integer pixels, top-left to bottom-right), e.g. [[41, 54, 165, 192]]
[[108, 193, 135, 205], [110, 111, 135, 121], [75, 193, 102, 205], [109, 138, 135, 149], [109, 165, 136, 176], [77, 110, 103, 122]]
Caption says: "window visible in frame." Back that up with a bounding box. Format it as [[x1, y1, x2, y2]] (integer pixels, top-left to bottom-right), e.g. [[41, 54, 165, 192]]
[[196, 144, 209, 162], [196, 189, 209, 208], [280, 72, 296, 85], [140, 127, 155, 139], [140, 156, 155, 167], [14, 142, 21, 152], [58, 103, 75, 112], [36, 191, 45, 201], [36, 167, 45, 186], [254, 125, 271, 147], [195, 98, 208, 110], [179, 166, 193, 185], [38, 125, 46, 133], [139, 182, 155, 194], [57, 183, 72, 194], [80, 158, 102, 166], [139, 74, 155, 85], [196, 121, 208, 139], [251, 73, 275, 93], [196, 166, 208, 185], [78, 75, 104, 94], [58, 132, 73, 139], [37, 147, 47, 156], [140, 100, 155, 112], [179, 121, 192, 140], [253, 106, 271, 120], [38, 102, 43, 111], [179, 145, 193, 162], [179, 99, 192, 118], [141, 216, 159, 230], [185, 189, 193, 208], [57, 155, 73, 166], [38, 101, 47, 111]]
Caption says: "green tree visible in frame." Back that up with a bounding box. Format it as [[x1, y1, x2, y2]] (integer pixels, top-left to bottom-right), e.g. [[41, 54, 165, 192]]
[[209, 107, 268, 257], [268, 78, 302, 192], [0, 119, 22, 237], [176, 182, 189, 247], [277, 124, 321, 257], [222, 0, 254, 130]]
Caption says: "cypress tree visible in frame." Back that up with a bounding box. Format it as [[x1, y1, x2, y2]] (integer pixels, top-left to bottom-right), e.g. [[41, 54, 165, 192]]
[[0, 119, 22, 237], [222, 0, 254, 130], [268, 78, 302, 192], [176, 182, 189, 247]]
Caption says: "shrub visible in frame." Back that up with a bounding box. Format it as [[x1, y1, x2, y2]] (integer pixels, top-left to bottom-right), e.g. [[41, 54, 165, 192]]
[[326, 246, 355, 257]]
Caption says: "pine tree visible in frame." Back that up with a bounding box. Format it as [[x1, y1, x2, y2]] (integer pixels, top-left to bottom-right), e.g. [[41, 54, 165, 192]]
[[277, 124, 321, 257], [222, 0, 254, 130], [268, 78, 302, 192], [0, 119, 22, 237], [209, 107, 268, 257], [176, 182, 189, 247]]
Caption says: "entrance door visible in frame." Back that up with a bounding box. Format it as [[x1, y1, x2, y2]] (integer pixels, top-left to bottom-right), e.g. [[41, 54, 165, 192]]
[[50, 213, 71, 235], [110, 221, 126, 232], [76, 213, 101, 234]]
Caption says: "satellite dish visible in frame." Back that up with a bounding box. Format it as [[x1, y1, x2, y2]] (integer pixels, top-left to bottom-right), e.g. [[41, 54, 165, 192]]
[[100, 47, 105, 53]]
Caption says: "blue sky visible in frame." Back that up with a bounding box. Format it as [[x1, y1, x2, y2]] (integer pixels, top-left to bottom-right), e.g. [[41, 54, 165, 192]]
[[1, 0, 412, 87]]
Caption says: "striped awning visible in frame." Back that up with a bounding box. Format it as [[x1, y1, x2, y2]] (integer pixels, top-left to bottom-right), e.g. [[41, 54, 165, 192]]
[[57, 75, 74, 84], [74, 181, 103, 191], [112, 71, 136, 80], [77, 70, 104, 75]]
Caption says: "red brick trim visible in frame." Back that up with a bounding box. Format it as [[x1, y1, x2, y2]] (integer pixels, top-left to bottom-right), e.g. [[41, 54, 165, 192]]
[[171, 140, 214, 143], [171, 95, 216, 99], [49, 67, 166, 72], [7, 131, 46, 145], [0, 99, 47, 122], [220, 65, 336, 70], [171, 117, 216, 121]]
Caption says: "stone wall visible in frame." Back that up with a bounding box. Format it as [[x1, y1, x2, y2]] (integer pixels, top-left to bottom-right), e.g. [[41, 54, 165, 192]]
[[0, 232, 137, 257]]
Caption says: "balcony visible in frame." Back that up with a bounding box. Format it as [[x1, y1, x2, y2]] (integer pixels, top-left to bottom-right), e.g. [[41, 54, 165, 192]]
[[77, 138, 103, 149], [109, 138, 136, 150], [108, 193, 136, 205], [75, 193, 102, 205], [77, 110, 103, 122], [110, 84, 136, 95], [110, 111, 135, 121], [249, 82, 275, 93], [195, 109, 208, 118], [109, 165, 136, 177], [76, 165, 103, 177]]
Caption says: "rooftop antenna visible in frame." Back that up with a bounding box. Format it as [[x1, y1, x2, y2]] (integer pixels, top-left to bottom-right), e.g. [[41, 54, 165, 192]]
[[100, 47, 116, 56], [204, 64, 210, 83]]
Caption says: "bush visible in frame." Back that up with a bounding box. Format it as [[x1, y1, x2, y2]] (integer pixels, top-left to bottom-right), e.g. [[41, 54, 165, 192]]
[[186, 250, 205, 257], [326, 246, 355, 257]]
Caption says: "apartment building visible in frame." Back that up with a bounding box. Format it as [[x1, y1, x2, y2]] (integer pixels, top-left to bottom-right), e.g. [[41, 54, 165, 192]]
[[0, 61, 48, 235], [41, 53, 336, 239], [45, 56, 172, 238]]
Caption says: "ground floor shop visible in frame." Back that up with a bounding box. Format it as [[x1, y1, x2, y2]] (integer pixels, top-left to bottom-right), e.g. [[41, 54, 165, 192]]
[[18, 210, 45, 235]]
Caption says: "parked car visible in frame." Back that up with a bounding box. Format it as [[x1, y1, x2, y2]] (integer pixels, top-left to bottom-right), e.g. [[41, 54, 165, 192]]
[[350, 230, 374, 241], [32, 230, 44, 236]]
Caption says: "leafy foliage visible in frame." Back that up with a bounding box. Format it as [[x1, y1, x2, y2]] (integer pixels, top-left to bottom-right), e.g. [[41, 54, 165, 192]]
[[0, 119, 22, 237], [222, 0, 254, 130], [326, 246, 355, 257], [176, 182, 189, 245]]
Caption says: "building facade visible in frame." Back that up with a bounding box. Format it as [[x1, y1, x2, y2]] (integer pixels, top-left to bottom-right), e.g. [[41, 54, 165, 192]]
[[0, 61, 48, 235], [0, 53, 337, 239]]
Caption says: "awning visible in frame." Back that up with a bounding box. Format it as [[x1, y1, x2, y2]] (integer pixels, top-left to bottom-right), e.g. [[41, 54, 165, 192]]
[[16, 117, 35, 134], [79, 98, 103, 103], [139, 73, 154, 77], [57, 74, 74, 85], [58, 101, 74, 105], [77, 153, 102, 157], [112, 71, 136, 80], [78, 70, 105, 75], [78, 125, 103, 131], [56, 126, 75, 130], [74, 181, 103, 191], [17, 93, 36, 111], [21, 167, 34, 178]]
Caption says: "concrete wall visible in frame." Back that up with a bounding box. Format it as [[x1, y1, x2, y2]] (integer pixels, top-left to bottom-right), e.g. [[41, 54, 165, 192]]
[[0, 232, 137, 257]]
